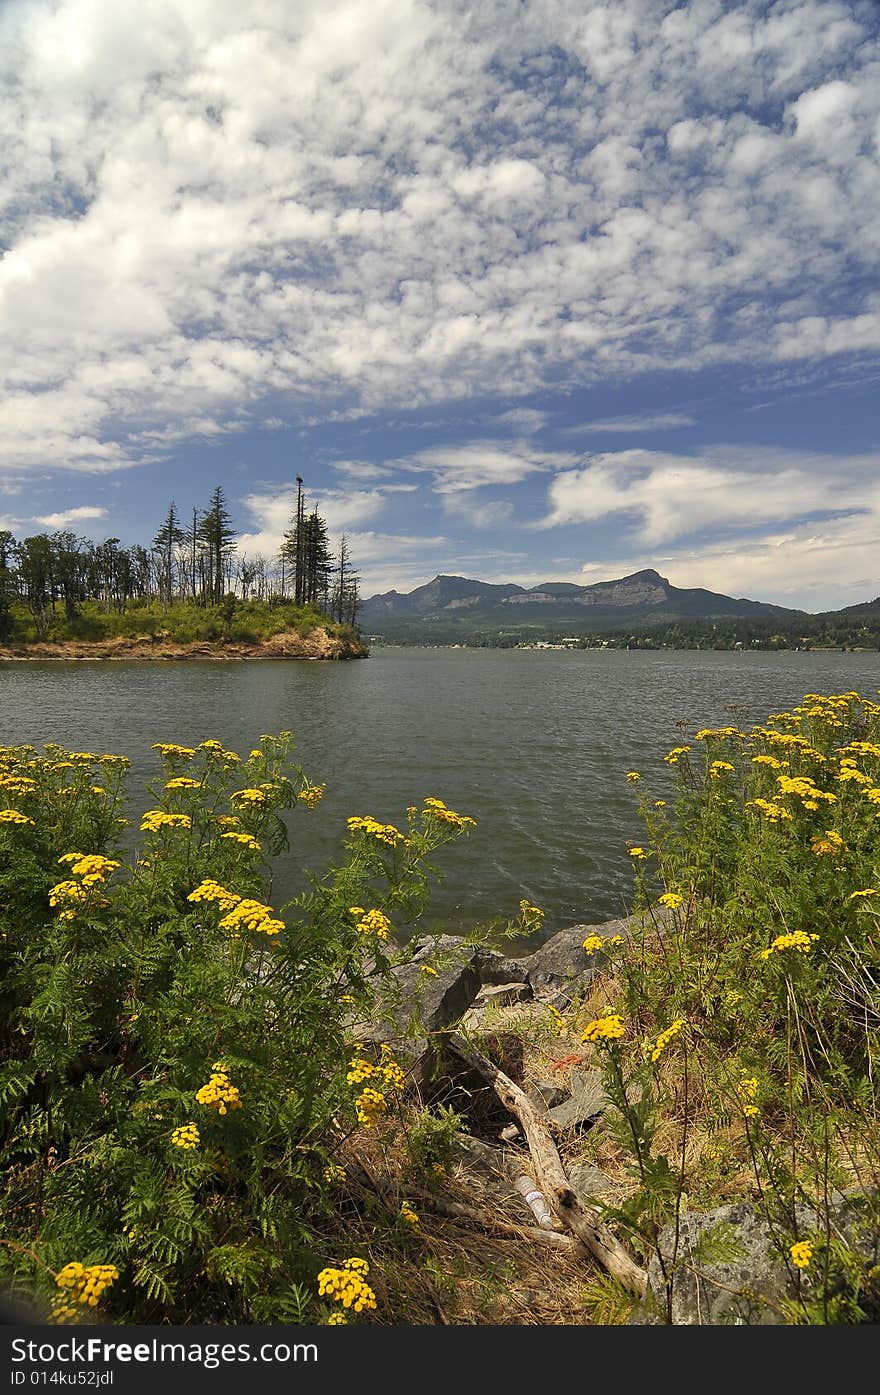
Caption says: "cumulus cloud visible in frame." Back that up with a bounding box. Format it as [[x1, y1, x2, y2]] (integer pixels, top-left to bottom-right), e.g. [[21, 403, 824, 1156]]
[[394, 442, 577, 493], [539, 445, 880, 546], [0, 0, 877, 476], [32, 504, 108, 528]]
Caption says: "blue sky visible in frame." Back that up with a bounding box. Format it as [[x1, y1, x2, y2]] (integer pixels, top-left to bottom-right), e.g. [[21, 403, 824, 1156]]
[[1, 0, 878, 611]]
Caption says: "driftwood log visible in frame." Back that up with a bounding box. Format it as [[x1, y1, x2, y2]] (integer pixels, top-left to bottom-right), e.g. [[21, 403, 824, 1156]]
[[447, 1032, 648, 1298]]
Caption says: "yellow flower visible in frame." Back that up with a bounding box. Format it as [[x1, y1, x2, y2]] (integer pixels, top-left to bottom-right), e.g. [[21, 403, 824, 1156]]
[[399, 1201, 420, 1227], [581, 1014, 625, 1043], [151, 743, 195, 760], [419, 964, 439, 976], [350, 906, 392, 939], [53, 1263, 119, 1315], [347, 815, 405, 846], [849, 889, 878, 900], [626, 771, 641, 782], [140, 810, 192, 832], [650, 1018, 685, 1063], [219, 898, 285, 935], [195, 1067, 242, 1115], [0, 809, 35, 825], [298, 784, 326, 809], [187, 880, 241, 912], [582, 934, 605, 953], [164, 777, 202, 790], [664, 745, 691, 765], [657, 891, 684, 909], [423, 797, 476, 831], [519, 899, 545, 925], [709, 760, 735, 778], [317, 1260, 377, 1313], [220, 831, 262, 852], [790, 1241, 814, 1270], [759, 930, 819, 960], [230, 787, 268, 806], [171, 1123, 200, 1150], [628, 847, 648, 859]]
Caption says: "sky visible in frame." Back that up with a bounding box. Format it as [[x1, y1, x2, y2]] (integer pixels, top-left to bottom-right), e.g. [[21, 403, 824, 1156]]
[[1, 0, 879, 613]]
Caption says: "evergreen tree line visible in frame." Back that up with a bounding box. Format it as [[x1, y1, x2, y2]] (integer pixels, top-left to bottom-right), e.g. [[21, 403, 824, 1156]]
[[0, 484, 360, 640]]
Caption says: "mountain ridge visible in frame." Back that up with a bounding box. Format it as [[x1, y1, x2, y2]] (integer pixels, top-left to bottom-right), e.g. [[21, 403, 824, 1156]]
[[360, 568, 804, 639]]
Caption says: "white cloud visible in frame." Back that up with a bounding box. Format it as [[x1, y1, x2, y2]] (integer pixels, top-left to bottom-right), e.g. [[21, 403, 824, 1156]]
[[539, 445, 880, 547], [32, 504, 108, 528], [0, 0, 877, 476], [395, 442, 577, 492], [562, 412, 696, 435]]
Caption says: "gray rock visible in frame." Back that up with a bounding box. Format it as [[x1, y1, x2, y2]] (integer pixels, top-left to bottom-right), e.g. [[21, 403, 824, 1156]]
[[473, 947, 531, 986], [546, 1068, 608, 1130], [348, 936, 484, 1087], [569, 1162, 612, 1201], [512, 913, 648, 1002], [630, 1195, 880, 1325], [526, 1079, 568, 1111], [475, 981, 533, 1008]]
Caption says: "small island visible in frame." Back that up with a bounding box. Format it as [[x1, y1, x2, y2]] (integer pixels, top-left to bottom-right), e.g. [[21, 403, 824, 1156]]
[[0, 487, 366, 661]]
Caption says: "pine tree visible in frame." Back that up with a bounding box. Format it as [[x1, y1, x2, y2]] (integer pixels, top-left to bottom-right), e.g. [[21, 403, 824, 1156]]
[[152, 502, 184, 606], [198, 487, 237, 606]]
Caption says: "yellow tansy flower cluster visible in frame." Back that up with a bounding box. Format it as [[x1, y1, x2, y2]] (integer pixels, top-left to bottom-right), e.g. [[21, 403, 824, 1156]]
[[57, 852, 120, 885], [230, 787, 268, 806], [349, 906, 392, 939], [151, 743, 195, 760], [187, 879, 241, 912], [220, 831, 262, 852], [626, 770, 641, 782], [810, 830, 845, 856], [657, 891, 685, 909], [195, 1064, 242, 1115], [664, 745, 691, 765], [747, 798, 793, 823], [519, 899, 545, 923], [171, 1123, 200, 1150], [54, 1262, 119, 1313], [140, 810, 192, 832], [164, 777, 202, 790], [346, 815, 405, 846], [399, 1201, 420, 1227], [759, 930, 819, 959], [737, 1072, 760, 1117], [650, 1019, 685, 1063], [317, 1258, 377, 1312], [354, 1086, 388, 1127], [581, 1014, 625, 1043], [582, 934, 605, 953], [199, 740, 240, 762], [0, 809, 35, 825], [218, 898, 285, 935], [0, 775, 37, 795], [628, 847, 648, 859], [423, 796, 476, 830], [789, 1241, 814, 1270], [709, 760, 735, 778], [297, 784, 326, 809]]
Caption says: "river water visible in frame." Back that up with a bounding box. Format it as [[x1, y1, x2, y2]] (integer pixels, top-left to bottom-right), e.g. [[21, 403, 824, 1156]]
[[2, 647, 878, 944]]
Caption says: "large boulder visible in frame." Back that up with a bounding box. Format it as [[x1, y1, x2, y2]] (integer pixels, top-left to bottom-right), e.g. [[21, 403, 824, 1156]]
[[630, 1195, 880, 1325], [512, 913, 648, 1002]]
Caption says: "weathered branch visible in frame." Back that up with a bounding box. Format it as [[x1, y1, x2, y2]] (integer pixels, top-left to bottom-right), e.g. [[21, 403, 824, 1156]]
[[416, 1193, 589, 1256], [447, 1032, 648, 1297]]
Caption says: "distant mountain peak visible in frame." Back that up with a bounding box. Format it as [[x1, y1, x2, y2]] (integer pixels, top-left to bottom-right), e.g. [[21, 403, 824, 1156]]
[[360, 566, 803, 636]]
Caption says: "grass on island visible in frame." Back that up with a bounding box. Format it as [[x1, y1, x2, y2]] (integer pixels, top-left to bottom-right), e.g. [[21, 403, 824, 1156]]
[[0, 598, 358, 649]]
